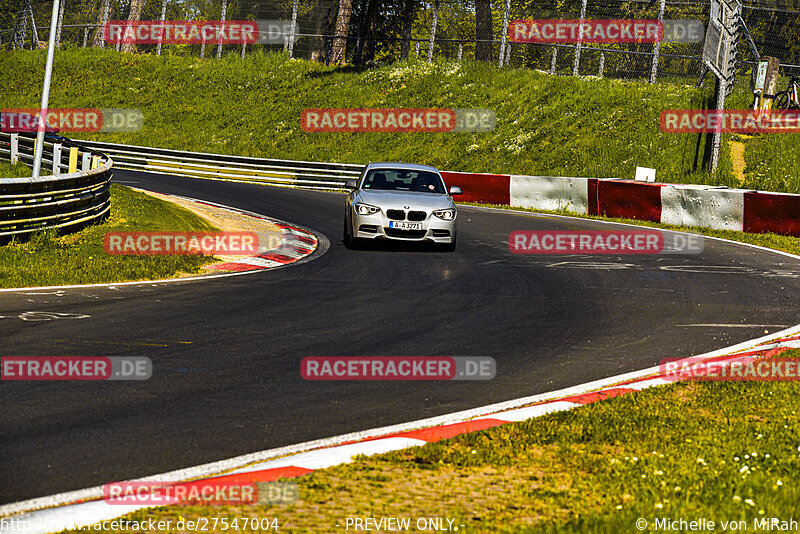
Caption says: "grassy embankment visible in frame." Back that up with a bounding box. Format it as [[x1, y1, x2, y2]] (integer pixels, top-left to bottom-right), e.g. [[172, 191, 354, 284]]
[[2, 47, 798, 193], [0, 185, 220, 288]]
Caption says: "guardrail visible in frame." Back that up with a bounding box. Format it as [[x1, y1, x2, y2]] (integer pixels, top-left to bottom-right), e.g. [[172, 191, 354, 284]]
[[0, 133, 113, 240], [76, 140, 363, 190]]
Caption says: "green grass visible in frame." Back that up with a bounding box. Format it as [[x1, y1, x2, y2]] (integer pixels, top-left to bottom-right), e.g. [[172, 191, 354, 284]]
[[0, 184, 220, 287], [0, 159, 36, 178], [6, 48, 800, 192], [55, 348, 800, 533], [462, 201, 800, 257]]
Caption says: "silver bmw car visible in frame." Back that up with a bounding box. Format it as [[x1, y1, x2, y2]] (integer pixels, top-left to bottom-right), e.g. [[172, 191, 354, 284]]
[[343, 162, 462, 251]]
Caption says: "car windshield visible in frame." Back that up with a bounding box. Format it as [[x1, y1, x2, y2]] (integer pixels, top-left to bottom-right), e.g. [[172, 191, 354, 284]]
[[362, 169, 446, 194]]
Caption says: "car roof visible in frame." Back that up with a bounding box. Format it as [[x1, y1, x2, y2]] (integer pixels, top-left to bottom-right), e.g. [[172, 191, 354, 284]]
[[365, 162, 440, 173]]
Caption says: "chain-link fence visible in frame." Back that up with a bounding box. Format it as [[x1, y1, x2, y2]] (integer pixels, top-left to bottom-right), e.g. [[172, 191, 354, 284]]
[[3, 0, 799, 82]]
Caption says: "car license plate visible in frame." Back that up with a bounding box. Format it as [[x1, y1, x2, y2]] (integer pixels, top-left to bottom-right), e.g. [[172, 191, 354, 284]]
[[389, 221, 423, 230]]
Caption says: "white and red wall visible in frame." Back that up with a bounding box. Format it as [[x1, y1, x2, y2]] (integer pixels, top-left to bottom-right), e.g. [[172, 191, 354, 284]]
[[441, 171, 800, 237]]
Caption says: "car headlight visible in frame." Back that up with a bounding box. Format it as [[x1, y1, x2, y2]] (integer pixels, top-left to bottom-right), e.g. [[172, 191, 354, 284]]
[[354, 203, 380, 215], [433, 208, 456, 221]]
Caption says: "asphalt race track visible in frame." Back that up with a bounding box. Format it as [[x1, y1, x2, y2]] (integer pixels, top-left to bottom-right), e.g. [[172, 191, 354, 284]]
[[1, 169, 799, 505]]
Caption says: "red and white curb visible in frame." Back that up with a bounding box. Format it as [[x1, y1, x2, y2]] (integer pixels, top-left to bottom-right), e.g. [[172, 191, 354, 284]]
[[207, 223, 317, 272], [3, 325, 799, 533], [142, 193, 319, 273]]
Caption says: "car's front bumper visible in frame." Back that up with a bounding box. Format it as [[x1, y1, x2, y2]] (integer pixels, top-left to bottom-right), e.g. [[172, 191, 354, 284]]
[[351, 210, 456, 243]]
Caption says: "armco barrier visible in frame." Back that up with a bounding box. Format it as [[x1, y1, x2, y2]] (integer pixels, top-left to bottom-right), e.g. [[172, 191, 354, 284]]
[[51, 140, 800, 238], [0, 133, 113, 239], [76, 139, 362, 190]]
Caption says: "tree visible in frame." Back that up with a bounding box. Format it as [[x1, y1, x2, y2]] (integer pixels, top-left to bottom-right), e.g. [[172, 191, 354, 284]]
[[399, 0, 415, 59], [120, 0, 145, 53], [475, 0, 492, 61], [92, 0, 110, 47], [330, 0, 353, 64]]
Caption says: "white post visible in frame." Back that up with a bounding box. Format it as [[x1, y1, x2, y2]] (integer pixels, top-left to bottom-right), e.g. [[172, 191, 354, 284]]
[[599, 52, 605, 77], [10, 134, 19, 164], [498, 0, 511, 67], [550, 46, 557, 74], [457, 42, 463, 61], [427, 0, 440, 62], [241, 40, 246, 58], [288, 0, 299, 58], [82, 152, 91, 171], [415, 41, 420, 57], [156, 0, 167, 57], [32, 0, 61, 179], [52, 143, 62, 175]]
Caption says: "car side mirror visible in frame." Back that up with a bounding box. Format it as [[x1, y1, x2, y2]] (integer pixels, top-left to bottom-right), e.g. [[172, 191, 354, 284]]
[[344, 180, 357, 190], [449, 186, 463, 196]]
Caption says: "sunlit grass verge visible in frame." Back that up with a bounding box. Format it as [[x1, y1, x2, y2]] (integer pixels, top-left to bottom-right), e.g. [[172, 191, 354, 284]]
[[0, 184, 220, 288], [55, 348, 800, 533], [461, 201, 800, 257], [0, 159, 37, 179]]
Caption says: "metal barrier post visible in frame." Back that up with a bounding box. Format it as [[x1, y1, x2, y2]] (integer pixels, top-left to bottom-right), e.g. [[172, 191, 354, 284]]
[[10, 134, 19, 164], [550, 47, 557, 74], [68, 146, 78, 173], [52, 143, 62, 175], [82, 152, 91, 171]]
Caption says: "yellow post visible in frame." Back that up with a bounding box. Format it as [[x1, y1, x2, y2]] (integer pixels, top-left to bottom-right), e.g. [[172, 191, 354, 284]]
[[91, 155, 100, 169]]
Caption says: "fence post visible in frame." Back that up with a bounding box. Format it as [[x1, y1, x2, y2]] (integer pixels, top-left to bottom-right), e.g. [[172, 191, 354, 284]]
[[52, 143, 62, 175], [83, 27, 89, 47], [599, 52, 605, 77], [427, 0, 440, 62], [709, 78, 727, 172], [505, 44, 511, 65], [241, 40, 246, 58], [498, 0, 511, 67], [458, 42, 463, 61], [650, 0, 666, 83], [200, 36, 206, 58], [217, 0, 227, 59], [10, 134, 19, 164], [550, 47, 557, 74], [82, 152, 91, 171], [68, 147, 78, 173], [288, 0, 299, 58], [415, 41, 420, 57], [156, 0, 167, 57], [573, 0, 587, 75]]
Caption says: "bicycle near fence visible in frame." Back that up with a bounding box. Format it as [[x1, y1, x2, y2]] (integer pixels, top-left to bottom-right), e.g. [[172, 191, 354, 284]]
[[774, 76, 800, 110]]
